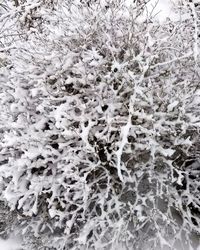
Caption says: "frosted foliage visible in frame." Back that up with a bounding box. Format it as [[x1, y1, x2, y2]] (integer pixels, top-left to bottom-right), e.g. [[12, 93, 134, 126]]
[[0, 0, 200, 250]]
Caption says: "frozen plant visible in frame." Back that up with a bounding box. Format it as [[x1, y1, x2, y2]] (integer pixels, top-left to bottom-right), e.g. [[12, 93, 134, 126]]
[[0, 0, 200, 249]]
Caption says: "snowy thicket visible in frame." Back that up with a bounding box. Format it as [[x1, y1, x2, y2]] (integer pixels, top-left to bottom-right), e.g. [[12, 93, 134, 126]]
[[0, 0, 200, 249]]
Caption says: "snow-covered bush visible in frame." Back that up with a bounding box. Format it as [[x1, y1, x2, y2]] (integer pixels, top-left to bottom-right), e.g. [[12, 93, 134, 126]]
[[0, 0, 200, 249]]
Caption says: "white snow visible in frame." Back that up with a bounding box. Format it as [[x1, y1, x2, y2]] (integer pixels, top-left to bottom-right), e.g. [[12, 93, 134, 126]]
[[167, 100, 179, 112], [0, 236, 22, 250], [1, 0, 199, 250], [145, 0, 180, 22]]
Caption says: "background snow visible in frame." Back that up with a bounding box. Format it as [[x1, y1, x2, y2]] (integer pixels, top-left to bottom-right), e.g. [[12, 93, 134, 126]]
[[0, 236, 22, 250], [146, 0, 180, 22]]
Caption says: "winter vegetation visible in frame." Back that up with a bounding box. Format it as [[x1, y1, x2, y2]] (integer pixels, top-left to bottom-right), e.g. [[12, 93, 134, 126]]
[[0, 0, 200, 249]]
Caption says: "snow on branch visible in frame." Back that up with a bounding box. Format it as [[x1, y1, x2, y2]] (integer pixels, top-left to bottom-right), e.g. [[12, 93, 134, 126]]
[[0, 0, 200, 249]]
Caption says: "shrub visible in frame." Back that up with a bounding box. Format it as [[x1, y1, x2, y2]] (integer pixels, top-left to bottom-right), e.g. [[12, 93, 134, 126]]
[[0, 0, 200, 249]]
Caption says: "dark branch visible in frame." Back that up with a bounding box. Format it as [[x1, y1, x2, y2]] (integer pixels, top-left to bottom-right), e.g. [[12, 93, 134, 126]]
[[13, 0, 19, 7]]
